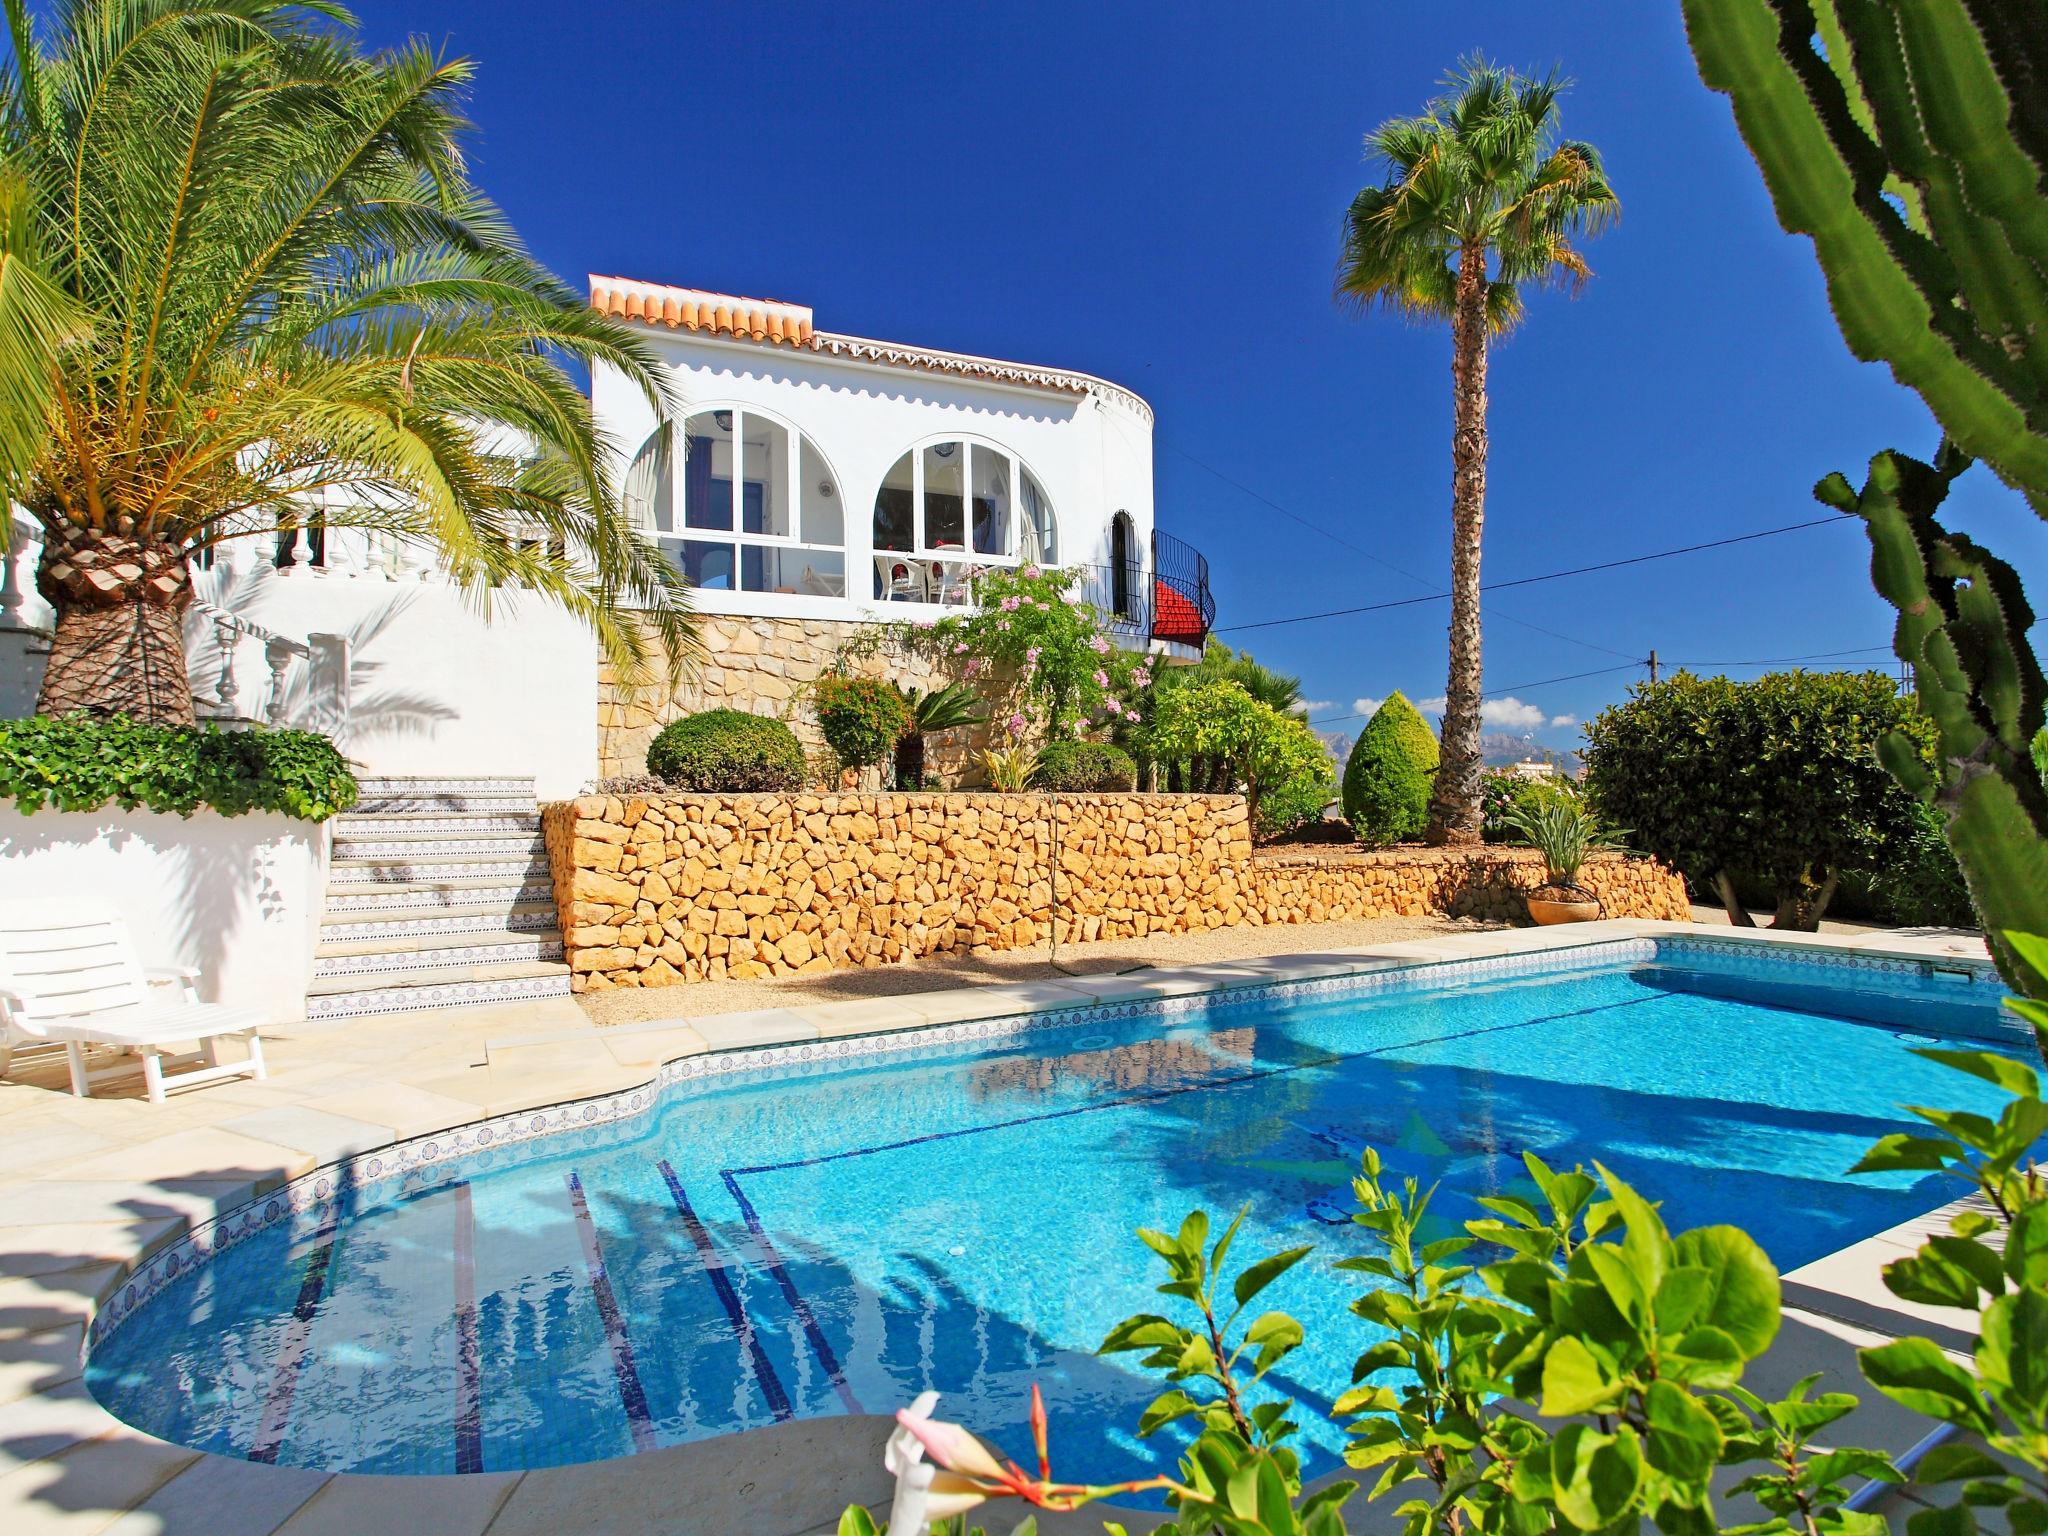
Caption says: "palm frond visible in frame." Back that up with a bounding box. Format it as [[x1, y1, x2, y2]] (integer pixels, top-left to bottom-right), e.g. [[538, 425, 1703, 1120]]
[[5, 0, 698, 691]]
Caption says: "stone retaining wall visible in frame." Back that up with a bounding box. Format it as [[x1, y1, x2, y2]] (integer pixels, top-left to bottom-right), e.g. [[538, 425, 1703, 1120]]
[[598, 616, 996, 782], [1251, 846, 1694, 926], [543, 792, 1691, 990]]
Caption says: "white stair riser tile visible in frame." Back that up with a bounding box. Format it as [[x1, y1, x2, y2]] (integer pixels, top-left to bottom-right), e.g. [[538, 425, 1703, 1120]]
[[312, 939, 565, 977], [320, 881, 557, 912], [331, 835, 546, 859], [349, 796, 537, 816], [353, 776, 536, 792], [334, 815, 540, 836], [303, 971, 573, 1018], [328, 858, 549, 884], [321, 908, 561, 939]]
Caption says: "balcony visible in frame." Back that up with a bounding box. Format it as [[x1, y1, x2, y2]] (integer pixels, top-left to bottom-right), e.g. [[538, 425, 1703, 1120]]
[[1068, 530, 1214, 653]]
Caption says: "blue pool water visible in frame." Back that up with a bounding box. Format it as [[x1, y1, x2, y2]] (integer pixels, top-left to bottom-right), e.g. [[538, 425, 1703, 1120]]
[[88, 940, 2028, 1485]]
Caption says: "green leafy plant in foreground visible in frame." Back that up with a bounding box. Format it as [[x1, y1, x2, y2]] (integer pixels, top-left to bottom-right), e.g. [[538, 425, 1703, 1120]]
[[844, 934, 2048, 1536]]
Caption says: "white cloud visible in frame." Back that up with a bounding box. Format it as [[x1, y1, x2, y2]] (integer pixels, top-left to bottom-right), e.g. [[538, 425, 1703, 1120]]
[[1550, 713, 1578, 729], [1352, 697, 1384, 719], [1413, 695, 1548, 732], [1301, 700, 1335, 715]]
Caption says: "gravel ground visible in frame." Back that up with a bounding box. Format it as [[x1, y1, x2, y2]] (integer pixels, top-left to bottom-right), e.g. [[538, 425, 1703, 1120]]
[[574, 913, 1504, 1026]]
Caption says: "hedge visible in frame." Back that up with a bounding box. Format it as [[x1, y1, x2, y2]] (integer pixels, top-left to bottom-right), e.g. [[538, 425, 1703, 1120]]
[[0, 714, 357, 821], [647, 709, 807, 792], [1342, 693, 1438, 844], [1037, 740, 1139, 792]]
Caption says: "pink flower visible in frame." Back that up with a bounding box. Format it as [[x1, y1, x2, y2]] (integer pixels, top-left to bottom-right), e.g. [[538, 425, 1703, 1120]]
[[1088, 635, 1110, 655], [1092, 669, 1109, 687], [1007, 712, 1027, 738], [894, 1407, 1008, 1482], [953, 641, 969, 654], [996, 619, 1009, 631], [1132, 668, 1151, 687], [1022, 565, 1041, 579], [1025, 646, 1040, 664], [1000, 595, 1022, 612]]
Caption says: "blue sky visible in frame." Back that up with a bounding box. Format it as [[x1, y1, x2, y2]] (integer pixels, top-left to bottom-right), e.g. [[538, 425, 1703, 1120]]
[[352, 0, 2046, 749]]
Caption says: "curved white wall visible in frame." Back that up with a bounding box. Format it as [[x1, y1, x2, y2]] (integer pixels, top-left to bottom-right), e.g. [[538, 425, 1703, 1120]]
[[593, 331, 1156, 624]]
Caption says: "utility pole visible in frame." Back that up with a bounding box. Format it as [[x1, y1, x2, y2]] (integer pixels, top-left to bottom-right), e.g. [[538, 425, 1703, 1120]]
[[1647, 649, 1660, 685]]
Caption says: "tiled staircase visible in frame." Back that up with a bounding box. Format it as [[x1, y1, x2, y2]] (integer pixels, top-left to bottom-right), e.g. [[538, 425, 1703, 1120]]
[[305, 776, 573, 1020]]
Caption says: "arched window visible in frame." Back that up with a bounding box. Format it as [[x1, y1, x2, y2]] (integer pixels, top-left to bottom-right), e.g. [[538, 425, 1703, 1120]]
[[1108, 511, 1137, 619], [624, 407, 845, 596], [871, 440, 1057, 602]]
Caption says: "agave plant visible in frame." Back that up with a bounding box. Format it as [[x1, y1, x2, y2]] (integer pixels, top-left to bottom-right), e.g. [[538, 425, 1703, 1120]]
[[1501, 794, 1624, 897], [0, 0, 696, 723], [894, 682, 987, 790], [977, 743, 1039, 794]]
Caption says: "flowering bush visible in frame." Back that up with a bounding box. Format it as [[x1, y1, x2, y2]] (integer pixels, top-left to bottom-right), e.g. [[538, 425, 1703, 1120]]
[[929, 566, 1149, 739], [1147, 679, 1335, 840], [813, 675, 913, 772]]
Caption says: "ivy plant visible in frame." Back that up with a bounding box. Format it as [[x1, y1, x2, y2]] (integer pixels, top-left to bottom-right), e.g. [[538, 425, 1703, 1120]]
[[0, 714, 357, 821]]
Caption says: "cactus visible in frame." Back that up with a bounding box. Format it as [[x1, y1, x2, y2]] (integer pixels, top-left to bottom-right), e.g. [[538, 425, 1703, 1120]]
[[1682, 0, 2048, 513], [1817, 449, 2048, 994], [1684, 1, 2048, 997]]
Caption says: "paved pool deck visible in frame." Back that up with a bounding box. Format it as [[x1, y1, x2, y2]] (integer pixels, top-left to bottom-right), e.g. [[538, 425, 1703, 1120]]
[[0, 918, 2005, 1535]]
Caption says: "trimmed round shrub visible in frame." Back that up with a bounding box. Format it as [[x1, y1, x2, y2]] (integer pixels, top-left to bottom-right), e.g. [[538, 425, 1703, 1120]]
[[813, 675, 912, 770], [1037, 740, 1139, 791], [646, 709, 806, 791], [1342, 692, 1439, 844], [0, 714, 357, 821]]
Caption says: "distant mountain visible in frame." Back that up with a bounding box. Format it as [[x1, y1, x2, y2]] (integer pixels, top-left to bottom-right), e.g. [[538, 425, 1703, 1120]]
[[1479, 732, 1583, 776]]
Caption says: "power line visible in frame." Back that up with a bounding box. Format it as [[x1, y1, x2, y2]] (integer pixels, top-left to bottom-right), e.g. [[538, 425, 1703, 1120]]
[[1218, 515, 1849, 635], [1307, 665, 1642, 727], [1159, 437, 1642, 660], [1303, 645, 1897, 728]]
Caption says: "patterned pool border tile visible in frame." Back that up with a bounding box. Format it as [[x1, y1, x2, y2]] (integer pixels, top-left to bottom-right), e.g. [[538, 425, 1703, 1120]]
[[80, 932, 1999, 1354]]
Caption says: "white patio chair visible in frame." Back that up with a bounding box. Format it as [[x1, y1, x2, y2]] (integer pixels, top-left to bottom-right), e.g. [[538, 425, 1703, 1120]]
[[0, 900, 268, 1103]]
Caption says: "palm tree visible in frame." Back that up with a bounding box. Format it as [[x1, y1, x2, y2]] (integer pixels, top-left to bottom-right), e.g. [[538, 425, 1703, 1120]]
[[0, 0, 697, 723], [1337, 58, 1616, 844]]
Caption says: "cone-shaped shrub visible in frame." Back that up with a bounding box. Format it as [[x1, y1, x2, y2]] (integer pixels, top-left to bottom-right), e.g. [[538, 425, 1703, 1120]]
[[1343, 693, 1439, 844]]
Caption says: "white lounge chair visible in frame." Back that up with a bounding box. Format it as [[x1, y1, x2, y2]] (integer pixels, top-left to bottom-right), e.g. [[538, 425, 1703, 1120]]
[[0, 900, 268, 1103]]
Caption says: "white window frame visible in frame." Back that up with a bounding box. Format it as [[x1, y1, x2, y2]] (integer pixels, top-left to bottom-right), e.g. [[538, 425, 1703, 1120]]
[[634, 403, 850, 599], [871, 432, 1058, 568]]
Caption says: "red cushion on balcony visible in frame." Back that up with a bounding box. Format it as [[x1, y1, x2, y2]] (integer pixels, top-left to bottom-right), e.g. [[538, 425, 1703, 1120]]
[[1153, 579, 1205, 641]]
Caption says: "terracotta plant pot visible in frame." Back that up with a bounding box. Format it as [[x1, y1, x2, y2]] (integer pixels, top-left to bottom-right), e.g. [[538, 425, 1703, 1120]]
[[1525, 884, 1601, 925]]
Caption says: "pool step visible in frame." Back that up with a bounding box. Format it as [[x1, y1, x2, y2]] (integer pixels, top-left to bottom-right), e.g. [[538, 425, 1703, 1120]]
[[331, 829, 550, 860], [313, 927, 565, 979], [320, 901, 563, 940], [308, 776, 571, 1020], [321, 878, 557, 915], [303, 960, 574, 1020], [328, 852, 552, 886]]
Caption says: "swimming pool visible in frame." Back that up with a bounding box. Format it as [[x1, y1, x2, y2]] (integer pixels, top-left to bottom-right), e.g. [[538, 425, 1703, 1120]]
[[86, 936, 2026, 1486]]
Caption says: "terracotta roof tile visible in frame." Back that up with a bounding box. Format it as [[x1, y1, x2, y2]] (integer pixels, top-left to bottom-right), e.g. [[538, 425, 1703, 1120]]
[[589, 276, 814, 346], [587, 275, 1153, 423]]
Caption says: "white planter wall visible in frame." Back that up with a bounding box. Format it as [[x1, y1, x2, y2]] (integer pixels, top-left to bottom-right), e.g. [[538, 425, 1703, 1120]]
[[0, 807, 329, 1020]]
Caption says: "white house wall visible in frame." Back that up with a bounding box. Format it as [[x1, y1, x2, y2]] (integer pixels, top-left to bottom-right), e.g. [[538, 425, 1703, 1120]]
[[591, 329, 1156, 620]]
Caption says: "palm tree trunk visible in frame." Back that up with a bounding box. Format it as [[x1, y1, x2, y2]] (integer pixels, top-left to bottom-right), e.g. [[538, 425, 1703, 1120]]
[[33, 521, 197, 723], [1426, 239, 1491, 846]]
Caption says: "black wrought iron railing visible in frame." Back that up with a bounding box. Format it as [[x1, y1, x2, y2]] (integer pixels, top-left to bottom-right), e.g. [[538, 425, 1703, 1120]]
[[1066, 531, 1213, 650], [1151, 530, 1214, 648]]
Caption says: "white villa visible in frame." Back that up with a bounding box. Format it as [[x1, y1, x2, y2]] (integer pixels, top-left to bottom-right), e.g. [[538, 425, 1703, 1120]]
[[0, 281, 1214, 1022], [2, 278, 1214, 797]]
